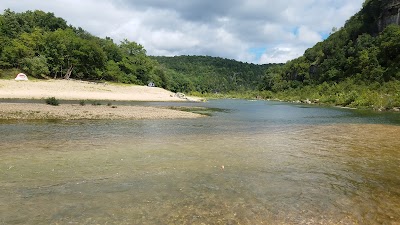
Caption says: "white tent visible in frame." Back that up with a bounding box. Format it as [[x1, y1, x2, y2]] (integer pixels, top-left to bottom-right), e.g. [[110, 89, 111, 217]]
[[15, 73, 28, 81]]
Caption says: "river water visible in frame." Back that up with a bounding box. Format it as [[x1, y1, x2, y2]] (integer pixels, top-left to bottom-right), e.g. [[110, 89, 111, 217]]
[[1, 100, 399, 224]]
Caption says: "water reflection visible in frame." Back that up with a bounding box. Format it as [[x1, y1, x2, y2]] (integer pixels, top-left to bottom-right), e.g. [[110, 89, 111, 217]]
[[1, 100, 400, 224]]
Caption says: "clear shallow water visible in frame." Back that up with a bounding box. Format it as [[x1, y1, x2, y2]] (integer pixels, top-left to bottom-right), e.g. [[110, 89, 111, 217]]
[[1, 100, 400, 224]]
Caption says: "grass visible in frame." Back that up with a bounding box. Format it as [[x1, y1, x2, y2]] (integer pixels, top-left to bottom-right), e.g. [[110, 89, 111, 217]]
[[0, 68, 41, 80], [268, 80, 400, 111], [0, 68, 22, 79], [45, 97, 59, 106]]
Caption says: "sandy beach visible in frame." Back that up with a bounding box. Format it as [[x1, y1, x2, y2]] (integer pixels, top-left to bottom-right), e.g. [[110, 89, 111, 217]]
[[0, 79, 195, 101], [0, 79, 204, 120]]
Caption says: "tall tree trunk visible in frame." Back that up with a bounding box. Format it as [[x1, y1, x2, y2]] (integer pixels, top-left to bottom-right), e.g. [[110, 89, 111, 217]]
[[64, 65, 73, 80]]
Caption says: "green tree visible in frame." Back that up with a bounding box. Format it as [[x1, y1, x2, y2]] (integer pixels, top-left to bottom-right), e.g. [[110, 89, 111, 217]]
[[104, 60, 124, 82], [377, 25, 400, 80], [0, 9, 21, 39], [1, 38, 34, 67], [21, 55, 50, 77], [119, 39, 155, 84]]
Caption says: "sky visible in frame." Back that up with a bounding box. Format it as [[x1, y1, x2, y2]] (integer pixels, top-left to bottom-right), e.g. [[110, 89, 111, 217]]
[[0, 0, 364, 64]]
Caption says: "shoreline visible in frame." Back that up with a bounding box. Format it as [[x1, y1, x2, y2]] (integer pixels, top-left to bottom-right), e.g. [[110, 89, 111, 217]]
[[195, 94, 400, 112], [0, 103, 205, 120], [0, 79, 202, 102], [0, 79, 205, 120]]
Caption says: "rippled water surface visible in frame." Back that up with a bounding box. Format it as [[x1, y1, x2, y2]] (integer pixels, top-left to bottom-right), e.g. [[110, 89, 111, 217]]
[[1, 100, 400, 224]]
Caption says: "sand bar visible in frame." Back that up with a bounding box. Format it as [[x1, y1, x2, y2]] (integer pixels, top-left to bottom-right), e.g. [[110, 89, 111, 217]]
[[0, 80, 204, 120], [0, 103, 204, 120], [0, 79, 195, 101]]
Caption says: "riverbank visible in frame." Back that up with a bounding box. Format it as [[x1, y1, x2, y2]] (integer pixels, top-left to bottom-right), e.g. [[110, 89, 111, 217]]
[[189, 82, 400, 112], [0, 79, 201, 102], [0, 79, 205, 120], [0, 103, 204, 120]]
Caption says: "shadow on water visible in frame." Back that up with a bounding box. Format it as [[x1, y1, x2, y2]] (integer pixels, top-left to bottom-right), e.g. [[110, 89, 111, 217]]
[[1, 100, 400, 224]]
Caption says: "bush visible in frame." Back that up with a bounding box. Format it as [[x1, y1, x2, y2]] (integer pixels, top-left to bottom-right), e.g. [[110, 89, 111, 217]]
[[258, 90, 273, 99], [21, 56, 50, 78], [79, 100, 85, 106], [45, 97, 59, 106]]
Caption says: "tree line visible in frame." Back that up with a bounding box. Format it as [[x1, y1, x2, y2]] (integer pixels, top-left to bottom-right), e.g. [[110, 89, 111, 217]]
[[1, 1, 400, 110], [0, 9, 164, 86], [152, 55, 278, 93], [0, 9, 278, 94]]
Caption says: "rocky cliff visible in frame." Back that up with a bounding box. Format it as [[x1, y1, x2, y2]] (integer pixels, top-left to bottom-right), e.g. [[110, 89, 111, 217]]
[[379, 0, 400, 31]]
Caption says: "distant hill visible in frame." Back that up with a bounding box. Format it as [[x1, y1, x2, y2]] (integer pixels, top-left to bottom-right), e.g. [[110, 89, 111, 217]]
[[0, 9, 280, 94], [2, 1, 399, 108], [152, 55, 279, 93]]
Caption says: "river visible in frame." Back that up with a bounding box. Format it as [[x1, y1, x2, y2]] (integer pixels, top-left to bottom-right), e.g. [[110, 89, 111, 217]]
[[1, 100, 399, 224]]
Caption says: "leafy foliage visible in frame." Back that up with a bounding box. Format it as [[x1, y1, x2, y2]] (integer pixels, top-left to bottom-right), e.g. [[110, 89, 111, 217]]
[[21, 55, 50, 78], [153, 55, 279, 93], [0, 9, 161, 86], [45, 97, 59, 106], [259, 0, 400, 109], [1, 2, 400, 111]]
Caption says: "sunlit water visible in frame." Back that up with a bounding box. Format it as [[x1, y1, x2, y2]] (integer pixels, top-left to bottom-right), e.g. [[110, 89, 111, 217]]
[[1, 100, 400, 224]]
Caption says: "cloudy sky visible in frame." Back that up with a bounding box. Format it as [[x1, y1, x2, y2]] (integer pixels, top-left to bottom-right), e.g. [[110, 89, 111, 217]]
[[1, 0, 364, 64]]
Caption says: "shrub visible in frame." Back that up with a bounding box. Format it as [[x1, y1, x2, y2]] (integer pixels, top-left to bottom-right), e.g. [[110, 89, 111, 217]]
[[45, 97, 59, 106], [79, 100, 86, 106], [21, 56, 50, 78], [258, 90, 273, 99]]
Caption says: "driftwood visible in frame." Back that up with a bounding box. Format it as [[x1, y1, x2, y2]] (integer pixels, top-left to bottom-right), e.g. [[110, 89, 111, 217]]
[[175, 92, 186, 99]]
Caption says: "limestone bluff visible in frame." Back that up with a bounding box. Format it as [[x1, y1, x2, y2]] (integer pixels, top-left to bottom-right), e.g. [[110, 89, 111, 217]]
[[379, 0, 400, 31]]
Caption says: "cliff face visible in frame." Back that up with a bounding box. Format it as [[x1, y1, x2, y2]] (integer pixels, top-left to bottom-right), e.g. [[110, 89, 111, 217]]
[[379, 0, 400, 31]]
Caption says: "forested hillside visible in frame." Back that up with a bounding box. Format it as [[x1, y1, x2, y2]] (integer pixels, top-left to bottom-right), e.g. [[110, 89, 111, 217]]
[[260, 0, 400, 110], [0, 9, 165, 86], [153, 56, 277, 93], [1, 0, 400, 110], [0, 9, 278, 94]]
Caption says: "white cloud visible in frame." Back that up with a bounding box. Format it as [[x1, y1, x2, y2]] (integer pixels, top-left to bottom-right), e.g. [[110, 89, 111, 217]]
[[262, 23, 296, 43], [0, 0, 364, 63], [297, 26, 323, 44], [259, 45, 304, 64]]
